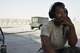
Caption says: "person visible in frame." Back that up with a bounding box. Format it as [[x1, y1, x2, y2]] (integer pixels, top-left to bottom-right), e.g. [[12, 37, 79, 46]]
[[39, 2, 78, 53]]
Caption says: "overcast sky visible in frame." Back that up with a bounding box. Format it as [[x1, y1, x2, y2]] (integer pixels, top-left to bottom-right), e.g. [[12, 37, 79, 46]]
[[0, 0, 80, 19]]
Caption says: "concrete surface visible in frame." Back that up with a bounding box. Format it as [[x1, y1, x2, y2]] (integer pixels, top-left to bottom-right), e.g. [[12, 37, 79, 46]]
[[0, 23, 80, 53]]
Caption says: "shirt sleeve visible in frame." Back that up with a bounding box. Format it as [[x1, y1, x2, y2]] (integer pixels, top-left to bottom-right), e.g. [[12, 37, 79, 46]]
[[40, 25, 50, 37]]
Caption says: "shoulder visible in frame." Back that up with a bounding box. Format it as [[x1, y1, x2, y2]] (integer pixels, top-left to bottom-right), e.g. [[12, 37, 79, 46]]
[[41, 20, 54, 33], [41, 19, 56, 31], [40, 20, 54, 36], [42, 20, 54, 28]]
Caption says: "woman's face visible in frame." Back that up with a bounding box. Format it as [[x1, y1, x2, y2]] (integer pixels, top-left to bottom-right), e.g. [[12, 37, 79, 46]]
[[54, 6, 65, 20], [53, 6, 66, 26]]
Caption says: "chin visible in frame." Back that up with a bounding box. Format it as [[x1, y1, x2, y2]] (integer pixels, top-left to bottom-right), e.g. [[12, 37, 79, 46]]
[[56, 24, 61, 26]]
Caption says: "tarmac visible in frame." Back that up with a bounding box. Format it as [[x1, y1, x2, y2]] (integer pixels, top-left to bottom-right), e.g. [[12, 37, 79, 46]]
[[0, 23, 80, 53]]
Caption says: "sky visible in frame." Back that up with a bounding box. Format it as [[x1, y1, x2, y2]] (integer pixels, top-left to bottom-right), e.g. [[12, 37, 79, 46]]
[[0, 0, 80, 19]]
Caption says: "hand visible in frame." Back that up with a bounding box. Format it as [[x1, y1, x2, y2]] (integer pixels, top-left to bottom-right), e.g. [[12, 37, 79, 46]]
[[60, 17, 73, 27]]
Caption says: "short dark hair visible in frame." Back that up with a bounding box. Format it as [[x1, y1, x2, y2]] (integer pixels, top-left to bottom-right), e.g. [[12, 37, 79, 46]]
[[49, 2, 65, 19]]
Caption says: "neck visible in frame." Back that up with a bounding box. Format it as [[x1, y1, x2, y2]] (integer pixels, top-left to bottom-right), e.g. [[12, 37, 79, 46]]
[[53, 19, 61, 27]]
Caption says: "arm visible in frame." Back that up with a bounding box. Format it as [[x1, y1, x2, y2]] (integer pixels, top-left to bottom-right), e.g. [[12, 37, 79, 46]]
[[41, 35, 56, 53], [67, 24, 78, 47], [61, 17, 78, 47]]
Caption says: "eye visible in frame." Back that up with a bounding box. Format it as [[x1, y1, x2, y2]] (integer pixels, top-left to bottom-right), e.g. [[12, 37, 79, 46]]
[[56, 11, 61, 14]]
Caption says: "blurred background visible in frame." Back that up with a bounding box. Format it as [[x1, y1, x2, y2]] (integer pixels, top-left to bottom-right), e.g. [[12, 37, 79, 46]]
[[0, 0, 80, 53]]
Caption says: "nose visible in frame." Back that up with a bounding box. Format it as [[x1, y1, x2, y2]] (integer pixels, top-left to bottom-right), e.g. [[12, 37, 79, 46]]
[[61, 12, 65, 17]]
